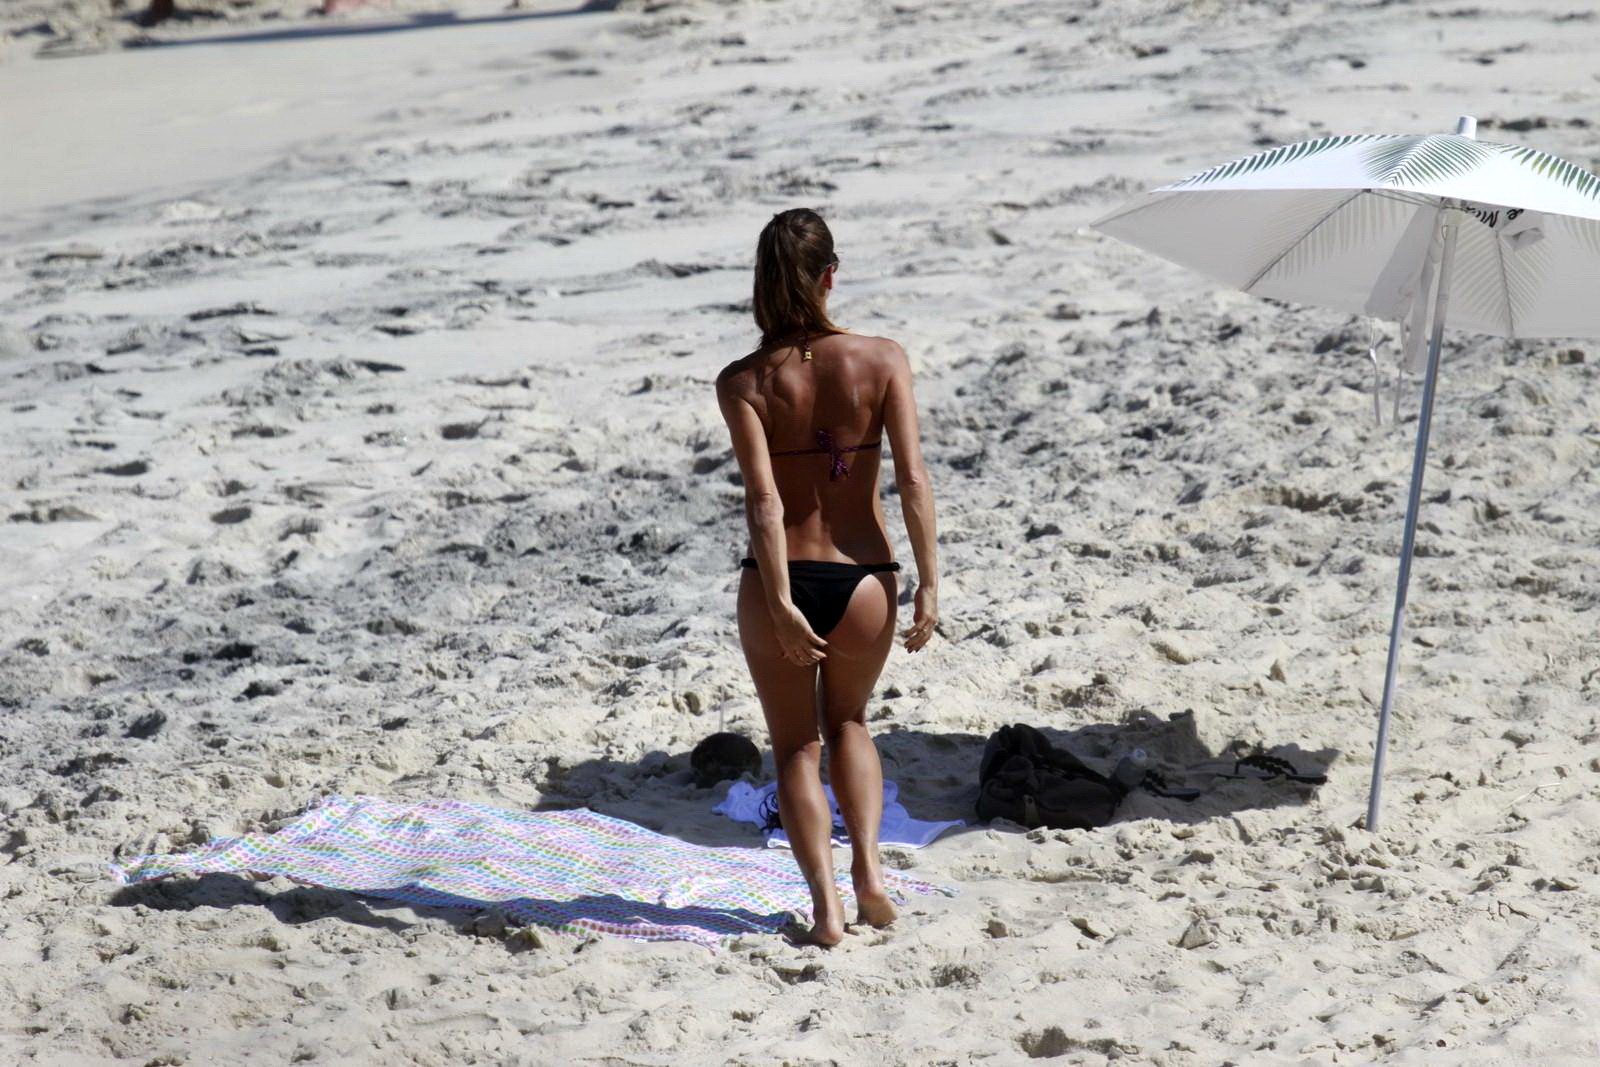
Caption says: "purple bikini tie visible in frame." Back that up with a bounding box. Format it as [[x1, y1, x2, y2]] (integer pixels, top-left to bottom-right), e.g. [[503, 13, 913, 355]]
[[816, 430, 851, 480], [770, 430, 880, 480]]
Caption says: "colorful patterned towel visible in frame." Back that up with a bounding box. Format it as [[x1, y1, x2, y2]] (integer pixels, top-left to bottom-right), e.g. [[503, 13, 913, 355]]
[[110, 794, 952, 946]]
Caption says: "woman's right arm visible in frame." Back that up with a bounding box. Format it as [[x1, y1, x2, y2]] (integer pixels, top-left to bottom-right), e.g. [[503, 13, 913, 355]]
[[716, 365, 828, 666], [881, 341, 939, 652]]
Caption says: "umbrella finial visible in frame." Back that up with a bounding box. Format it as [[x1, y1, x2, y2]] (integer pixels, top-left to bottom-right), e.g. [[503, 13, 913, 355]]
[[1455, 115, 1477, 139]]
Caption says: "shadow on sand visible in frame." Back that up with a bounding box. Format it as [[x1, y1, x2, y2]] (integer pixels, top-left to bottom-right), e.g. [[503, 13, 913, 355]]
[[125, 1, 619, 50], [108, 873, 787, 945], [106, 711, 1335, 945], [109, 872, 416, 933], [543, 708, 1340, 844]]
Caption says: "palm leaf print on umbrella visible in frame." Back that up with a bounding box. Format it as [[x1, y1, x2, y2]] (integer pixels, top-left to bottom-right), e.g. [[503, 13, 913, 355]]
[[1360, 135, 1497, 187], [1171, 134, 1382, 188], [1499, 145, 1600, 199]]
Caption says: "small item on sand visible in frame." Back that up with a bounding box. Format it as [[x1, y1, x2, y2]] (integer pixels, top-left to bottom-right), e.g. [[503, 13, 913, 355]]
[[138, 0, 174, 27], [1208, 753, 1327, 785], [690, 731, 762, 788], [977, 723, 1125, 830], [975, 723, 1197, 830], [110, 795, 952, 947]]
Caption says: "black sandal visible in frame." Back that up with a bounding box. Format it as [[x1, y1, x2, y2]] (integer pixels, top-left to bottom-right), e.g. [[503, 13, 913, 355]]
[[1218, 753, 1327, 785]]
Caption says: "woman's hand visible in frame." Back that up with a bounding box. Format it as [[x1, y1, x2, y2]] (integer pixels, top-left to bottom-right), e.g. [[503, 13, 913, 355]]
[[902, 583, 938, 652], [771, 600, 828, 666]]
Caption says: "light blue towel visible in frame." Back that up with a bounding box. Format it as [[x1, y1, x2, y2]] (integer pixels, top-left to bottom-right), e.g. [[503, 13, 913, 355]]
[[714, 779, 963, 849]]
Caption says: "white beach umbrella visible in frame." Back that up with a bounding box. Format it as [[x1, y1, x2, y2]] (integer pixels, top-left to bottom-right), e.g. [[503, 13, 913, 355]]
[[1092, 116, 1600, 830]]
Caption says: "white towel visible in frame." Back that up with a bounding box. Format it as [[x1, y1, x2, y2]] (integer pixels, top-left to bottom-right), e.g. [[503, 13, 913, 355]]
[[713, 778, 963, 850]]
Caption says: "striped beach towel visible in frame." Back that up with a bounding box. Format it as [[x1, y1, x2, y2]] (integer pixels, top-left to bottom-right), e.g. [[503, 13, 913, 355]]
[[110, 794, 951, 946]]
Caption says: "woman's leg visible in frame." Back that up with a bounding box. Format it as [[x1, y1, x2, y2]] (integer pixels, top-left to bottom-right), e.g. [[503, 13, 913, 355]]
[[737, 569, 845, 945], [819, 572, 898, 927]]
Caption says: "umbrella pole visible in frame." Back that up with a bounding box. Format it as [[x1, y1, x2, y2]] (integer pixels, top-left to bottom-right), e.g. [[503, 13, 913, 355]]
[[1367, 205, 1461, 832]]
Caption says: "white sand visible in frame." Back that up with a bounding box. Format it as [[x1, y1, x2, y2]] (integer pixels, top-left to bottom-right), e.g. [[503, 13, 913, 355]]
[[2, 0, 1599, 1063]]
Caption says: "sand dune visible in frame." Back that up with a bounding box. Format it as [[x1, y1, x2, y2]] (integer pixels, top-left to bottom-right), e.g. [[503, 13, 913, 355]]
[[2, 0, 1598, 1063]]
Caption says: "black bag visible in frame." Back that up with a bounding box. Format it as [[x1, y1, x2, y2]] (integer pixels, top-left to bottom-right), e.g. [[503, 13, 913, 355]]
[[976, 723, 1125, 831]]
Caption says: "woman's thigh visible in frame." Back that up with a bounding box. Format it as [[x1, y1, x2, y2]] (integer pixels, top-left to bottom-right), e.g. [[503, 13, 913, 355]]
[[737, 568, 820, 753], [819, 572, 897, 734]]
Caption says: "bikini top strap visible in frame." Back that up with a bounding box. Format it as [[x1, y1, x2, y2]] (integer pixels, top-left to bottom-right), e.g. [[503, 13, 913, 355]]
[[768, 430, 882, 480]]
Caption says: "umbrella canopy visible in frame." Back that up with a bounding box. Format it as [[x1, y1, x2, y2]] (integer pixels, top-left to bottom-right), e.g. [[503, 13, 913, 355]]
[[1091, 117, 1600, 831], [1094, 125, 1600, 345]]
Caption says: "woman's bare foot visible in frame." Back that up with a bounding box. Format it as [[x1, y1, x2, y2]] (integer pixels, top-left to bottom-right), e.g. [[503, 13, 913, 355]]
[[782, 915, 846, 947], [853, 883, 898, 928], [783, 882, 847, 947]]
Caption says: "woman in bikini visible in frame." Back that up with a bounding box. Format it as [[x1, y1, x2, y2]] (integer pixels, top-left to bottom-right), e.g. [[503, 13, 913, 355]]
[[716, 208, 940, 946]]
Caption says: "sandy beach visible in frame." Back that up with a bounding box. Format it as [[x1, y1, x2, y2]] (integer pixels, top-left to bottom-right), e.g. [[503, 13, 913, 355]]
[[3, 0, 1599, 1063]]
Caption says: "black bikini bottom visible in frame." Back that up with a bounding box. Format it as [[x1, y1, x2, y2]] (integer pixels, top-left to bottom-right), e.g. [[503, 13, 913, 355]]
[[739, 558, 900, 637]]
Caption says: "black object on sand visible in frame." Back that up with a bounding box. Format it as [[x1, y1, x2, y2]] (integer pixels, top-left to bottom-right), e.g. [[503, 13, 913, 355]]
[[977, 724, 1124, 831], [690, 732, 761, 788]]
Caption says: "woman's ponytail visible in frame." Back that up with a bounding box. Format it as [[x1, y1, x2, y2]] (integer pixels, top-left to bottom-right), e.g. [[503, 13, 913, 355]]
[[753, 208, 841, 347]]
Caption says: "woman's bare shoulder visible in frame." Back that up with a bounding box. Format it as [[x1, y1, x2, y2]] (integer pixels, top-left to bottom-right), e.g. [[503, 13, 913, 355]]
[[833, 333, 907, 366], [716, 351, 762, 396]]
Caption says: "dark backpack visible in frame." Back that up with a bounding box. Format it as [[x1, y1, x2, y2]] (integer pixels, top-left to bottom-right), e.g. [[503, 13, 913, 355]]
[[976, 723, 1125, 831]]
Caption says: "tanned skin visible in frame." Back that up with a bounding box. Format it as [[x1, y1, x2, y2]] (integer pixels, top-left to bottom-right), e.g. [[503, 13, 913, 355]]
[[717, 266, 939, 946]]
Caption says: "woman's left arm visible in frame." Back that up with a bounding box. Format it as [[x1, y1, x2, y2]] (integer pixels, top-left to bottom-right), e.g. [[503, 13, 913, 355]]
[[716, 370, 827, 665]]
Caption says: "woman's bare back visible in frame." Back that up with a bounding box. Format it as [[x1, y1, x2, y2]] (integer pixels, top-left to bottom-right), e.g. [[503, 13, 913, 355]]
[[718, 331, 897, 564]]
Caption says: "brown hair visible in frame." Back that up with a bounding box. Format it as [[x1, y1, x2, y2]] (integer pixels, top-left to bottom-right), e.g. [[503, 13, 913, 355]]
[[752, 208, 841, 347]]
